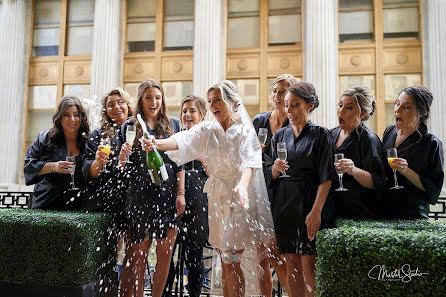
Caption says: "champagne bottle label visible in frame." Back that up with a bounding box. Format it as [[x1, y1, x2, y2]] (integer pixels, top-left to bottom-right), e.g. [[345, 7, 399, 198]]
[[148, 169, 155, 184], [159, 164, 168, 182]]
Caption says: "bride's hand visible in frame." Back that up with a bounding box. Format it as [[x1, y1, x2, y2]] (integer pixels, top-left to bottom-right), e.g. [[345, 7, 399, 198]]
[[233, 184, 249, 210], [140, 135, 156, 152]]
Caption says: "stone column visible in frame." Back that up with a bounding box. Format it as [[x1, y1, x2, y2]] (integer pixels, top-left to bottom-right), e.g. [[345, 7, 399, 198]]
[[303, 0, 338, 129], [89, 0, 122, 129], [422, 0, 446, 194], [193, 0, 226, 99], [422, 0, 446, 145], [0, 0, 29, 185]]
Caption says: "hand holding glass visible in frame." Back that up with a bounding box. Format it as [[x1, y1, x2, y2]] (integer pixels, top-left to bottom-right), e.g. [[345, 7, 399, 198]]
[[387, 148, 404, 189], [277, 142, 289, 178], [66, 156, 79, 191], [124, 124, 136, 164], [99, 138, 111, 173], [334, 153, 348, 191], [258, 128, 268, 146]]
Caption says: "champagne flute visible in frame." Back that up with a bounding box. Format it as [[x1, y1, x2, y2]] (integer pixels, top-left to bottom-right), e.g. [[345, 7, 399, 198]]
[[258, 128, 268, 163], [258, 128, 268, 146], [99, 138, 111, 173], [277, 142, 289, 178], [334, 153, 348, 191], [124, 124, 136, 164], [66, 156, 79, 191], [387, 148, 404, 189]]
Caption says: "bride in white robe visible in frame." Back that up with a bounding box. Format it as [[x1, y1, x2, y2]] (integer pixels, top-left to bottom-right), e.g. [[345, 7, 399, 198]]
[[141, 81, 274, 297]]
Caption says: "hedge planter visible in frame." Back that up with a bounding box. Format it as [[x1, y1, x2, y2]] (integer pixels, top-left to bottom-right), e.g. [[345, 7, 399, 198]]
[[0, 209, 117, 297], [316, 219, 446, 297]]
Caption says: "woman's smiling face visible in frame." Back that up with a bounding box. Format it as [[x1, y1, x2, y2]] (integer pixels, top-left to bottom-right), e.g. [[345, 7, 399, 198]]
[[182, 100, 203, 130], [141, 87, 163, 120], [208, 89, 231, 126]]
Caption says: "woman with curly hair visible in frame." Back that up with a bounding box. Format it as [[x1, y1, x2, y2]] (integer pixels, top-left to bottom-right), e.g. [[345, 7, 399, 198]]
[[24, 95, 90, 210]]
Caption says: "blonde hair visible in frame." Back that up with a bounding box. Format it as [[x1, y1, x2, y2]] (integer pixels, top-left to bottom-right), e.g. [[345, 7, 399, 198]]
[[207, 80, 242, 122], [100, 87, 133, 139]]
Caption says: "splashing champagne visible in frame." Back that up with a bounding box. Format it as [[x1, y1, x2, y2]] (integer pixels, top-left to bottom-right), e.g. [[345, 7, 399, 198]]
[[137, 114, 169, 185]]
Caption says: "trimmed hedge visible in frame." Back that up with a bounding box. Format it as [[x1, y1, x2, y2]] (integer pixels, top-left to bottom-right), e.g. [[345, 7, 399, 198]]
[[0, 209, 117, 287], [316, 219, 446, 297]]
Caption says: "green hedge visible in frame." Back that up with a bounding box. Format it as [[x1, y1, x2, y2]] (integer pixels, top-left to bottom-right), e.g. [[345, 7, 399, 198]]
[[0, 209, 117, 287], [316, 219, 446, 297]]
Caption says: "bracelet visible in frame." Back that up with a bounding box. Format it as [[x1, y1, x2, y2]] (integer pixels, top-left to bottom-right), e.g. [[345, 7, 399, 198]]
[[177, 189, 185, 196], [52, 163, 56, 173]]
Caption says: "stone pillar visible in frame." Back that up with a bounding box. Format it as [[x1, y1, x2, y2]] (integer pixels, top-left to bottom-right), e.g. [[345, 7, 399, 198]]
[[303, 0, 338, 129], [89, 0, 122, 129], [422, 0, 446, 194], [0, 0, 29, 184], [422, 0, 446, 145], [193, 0, 226, 99]]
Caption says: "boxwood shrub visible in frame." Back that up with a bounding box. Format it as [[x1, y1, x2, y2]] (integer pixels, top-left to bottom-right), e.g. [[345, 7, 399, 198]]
[[316, 219, 446, 297], [0, 209, 117, 287]]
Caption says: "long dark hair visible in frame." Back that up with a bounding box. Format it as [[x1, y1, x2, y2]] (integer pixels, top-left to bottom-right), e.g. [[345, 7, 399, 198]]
[[134, 79, 173, 142], [44, 96, 90, 158]]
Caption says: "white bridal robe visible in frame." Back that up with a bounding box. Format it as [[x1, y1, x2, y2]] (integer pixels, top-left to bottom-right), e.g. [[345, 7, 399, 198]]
[[166, 120, 275, 294]]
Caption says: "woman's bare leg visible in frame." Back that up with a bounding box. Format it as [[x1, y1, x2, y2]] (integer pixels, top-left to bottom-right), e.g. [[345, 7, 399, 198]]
[[120, 240, 151, 297], [268, 240, 289, 293], [301, 255, 316, 297], [258, 257, 273, 297], [285, 254, 305, 297], [151, 228, 178, 297], [222, 261, 245, 297]]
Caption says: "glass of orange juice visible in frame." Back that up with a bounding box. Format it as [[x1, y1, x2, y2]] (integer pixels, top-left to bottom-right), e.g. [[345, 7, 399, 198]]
[[99, 138, 112, 173], [387, 148, 403, 189]]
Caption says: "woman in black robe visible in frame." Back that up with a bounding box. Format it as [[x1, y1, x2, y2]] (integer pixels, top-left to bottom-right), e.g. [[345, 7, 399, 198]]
[[119, 79, 185, 297], [382, 86, 444, 219], [82, 87, 134, 236], [330, 86, 386, 219], [269, 82, 334, 297], [163, 96, 209, 297], [24, 96, 90, 210], [252, 74, 297, 296]]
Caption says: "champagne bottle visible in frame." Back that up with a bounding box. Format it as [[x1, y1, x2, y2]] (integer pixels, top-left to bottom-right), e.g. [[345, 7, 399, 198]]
[[137, 114, 169, 185], [143, 131, 169, 185]]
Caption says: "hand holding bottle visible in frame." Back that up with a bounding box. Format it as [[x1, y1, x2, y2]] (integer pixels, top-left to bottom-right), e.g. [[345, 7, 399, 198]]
[[141, 135, 156, 152], [136, 113, 169, 185]]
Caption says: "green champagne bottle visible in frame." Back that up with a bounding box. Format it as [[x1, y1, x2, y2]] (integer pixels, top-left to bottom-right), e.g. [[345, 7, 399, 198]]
[[143, 131, 169, 185], [137, 114, 169, 185]]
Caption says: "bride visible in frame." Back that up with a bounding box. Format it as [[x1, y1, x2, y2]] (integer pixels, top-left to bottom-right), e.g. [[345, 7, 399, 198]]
[[140, 80, 274, 297]]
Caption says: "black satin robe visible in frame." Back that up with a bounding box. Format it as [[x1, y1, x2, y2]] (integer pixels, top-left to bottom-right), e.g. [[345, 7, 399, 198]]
[[24, 129, 86, 210], [252, 111, 289, 206], [269, 122, 335, 254], [180, 160, 209, 244], [81, 127, 129, 228], [123, 117, 183, 243], [330, 122, 386, 219], [381, 124, 444, 219]]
